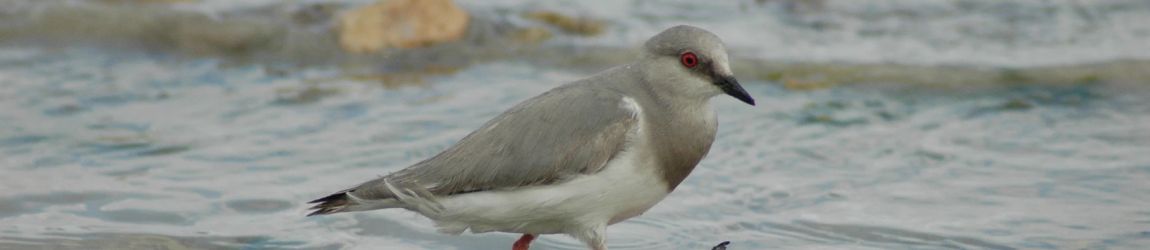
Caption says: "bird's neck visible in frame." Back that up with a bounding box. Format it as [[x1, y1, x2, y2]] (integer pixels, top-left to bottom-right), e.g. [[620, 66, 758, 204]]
[[623, 65, 718, 191]]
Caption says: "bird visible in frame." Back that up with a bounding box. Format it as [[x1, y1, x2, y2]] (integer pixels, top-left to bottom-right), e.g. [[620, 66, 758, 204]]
[[307, 25, 755, 250]]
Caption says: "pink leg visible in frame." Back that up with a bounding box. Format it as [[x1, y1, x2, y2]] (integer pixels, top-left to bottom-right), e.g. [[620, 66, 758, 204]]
[[512, 234, 536, 250]]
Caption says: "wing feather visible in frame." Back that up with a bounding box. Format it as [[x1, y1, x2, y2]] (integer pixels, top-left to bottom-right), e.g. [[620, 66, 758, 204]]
[[345, 83, 639, 203]]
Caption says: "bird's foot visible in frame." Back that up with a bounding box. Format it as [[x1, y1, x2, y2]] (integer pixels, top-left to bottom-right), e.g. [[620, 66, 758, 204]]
[[512, 234, 536, 250]]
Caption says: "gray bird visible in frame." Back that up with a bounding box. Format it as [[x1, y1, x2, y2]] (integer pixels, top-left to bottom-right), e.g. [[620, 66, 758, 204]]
[[307, 25, 754, 250]]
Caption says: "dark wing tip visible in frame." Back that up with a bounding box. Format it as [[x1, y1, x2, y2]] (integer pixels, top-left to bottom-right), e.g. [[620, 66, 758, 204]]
[[305, 191, 352, 217], [305, 208, 331, 217], [711, 241, 731, 250], [308, 191, 349, 204]]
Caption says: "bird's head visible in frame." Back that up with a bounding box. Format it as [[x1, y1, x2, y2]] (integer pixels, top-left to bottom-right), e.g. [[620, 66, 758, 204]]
[[641, 25, 754, 106]]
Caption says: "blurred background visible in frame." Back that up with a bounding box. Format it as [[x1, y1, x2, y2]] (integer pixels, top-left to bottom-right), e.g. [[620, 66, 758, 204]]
[[1, 0, 1149, 249]]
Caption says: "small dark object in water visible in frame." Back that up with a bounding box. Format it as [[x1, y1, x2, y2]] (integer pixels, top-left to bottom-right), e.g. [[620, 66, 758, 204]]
[[712, 241, 731, 250]]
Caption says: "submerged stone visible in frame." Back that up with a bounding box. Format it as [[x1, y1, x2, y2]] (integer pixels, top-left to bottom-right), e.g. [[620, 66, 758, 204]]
[[273, 85, 342, 105], [338, 0, 470, 53], [96, 0, 197, 4], [512, 27, 554, 44], [523, 11, 606, 36]]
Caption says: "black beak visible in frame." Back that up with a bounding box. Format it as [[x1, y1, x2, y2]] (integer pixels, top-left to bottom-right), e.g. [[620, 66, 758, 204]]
[[716, 75, 755, 106]]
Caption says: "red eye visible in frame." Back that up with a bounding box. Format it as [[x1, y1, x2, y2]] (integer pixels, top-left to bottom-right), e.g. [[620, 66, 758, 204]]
[[680, 52, 698, 68]]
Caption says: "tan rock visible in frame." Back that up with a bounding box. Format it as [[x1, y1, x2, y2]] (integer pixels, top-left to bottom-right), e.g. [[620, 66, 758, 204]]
[[96, 0, 198, 4], [512, 27, 553, 44], [338, 0, 469, 53], [523, 11, 605, 36]]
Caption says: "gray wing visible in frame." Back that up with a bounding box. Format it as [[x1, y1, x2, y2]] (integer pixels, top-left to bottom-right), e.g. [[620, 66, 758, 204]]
[[349, 83, 638, 201]]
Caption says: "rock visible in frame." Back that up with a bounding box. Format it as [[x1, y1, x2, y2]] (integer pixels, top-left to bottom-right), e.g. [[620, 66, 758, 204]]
[[338, 0, 469, 53], [999, 99, 1033, 110], [345, 65, 462, 89], [523, 11, 605, 36], [512, 27, 553, 44], [173, 19, 280, 57], [274, 85, 341, 105], [291, 3, 344, 27], [97, 0, 198, 4]]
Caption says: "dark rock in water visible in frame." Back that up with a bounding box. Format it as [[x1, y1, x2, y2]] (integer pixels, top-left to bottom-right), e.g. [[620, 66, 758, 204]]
[[291, 3, 344, 27], [712, 241, 730, 250]]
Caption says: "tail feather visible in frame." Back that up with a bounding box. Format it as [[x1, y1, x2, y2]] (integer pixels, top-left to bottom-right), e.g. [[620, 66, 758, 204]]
[[307, 188, 409, 216], [307, 191, 352, 216]]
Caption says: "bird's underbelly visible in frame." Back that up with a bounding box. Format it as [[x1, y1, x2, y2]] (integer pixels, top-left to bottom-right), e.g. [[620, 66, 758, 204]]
[[432, 149, 669, 235]]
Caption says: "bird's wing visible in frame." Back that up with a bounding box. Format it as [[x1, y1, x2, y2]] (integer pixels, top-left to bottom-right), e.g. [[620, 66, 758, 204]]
[[348, 83, 640, 201]]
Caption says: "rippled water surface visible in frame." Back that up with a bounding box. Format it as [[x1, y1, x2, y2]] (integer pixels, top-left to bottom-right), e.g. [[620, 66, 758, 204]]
[[3, 0, 1150, 249], [2, 48, 1148, 250]]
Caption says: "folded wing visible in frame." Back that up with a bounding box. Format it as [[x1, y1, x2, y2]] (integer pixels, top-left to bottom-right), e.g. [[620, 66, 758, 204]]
[[309, 83, 639, 215]]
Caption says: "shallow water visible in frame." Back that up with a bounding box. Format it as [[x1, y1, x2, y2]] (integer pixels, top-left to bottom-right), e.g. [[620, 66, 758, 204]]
[[2, 47, 1149, 250], [3, 0, 1150, 249]]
